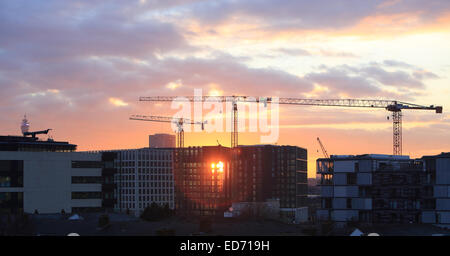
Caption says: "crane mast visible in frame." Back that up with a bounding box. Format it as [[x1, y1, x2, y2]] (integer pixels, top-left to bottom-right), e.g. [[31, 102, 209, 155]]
[[129, 115, 206, 148], [139, 96, 442, 155]]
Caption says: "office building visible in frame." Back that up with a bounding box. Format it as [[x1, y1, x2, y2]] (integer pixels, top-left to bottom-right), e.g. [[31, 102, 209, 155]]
[[0, 135, 116, 214], [111, 148, 174, 217]]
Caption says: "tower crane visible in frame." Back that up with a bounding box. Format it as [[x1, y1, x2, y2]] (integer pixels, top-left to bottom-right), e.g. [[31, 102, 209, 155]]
[[317, 137, 329, 158], [139, 96, 442, 155], [129, 115, 207, 148]]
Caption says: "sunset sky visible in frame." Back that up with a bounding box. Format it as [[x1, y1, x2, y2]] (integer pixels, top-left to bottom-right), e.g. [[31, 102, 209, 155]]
[[1, 0, 450, 177]]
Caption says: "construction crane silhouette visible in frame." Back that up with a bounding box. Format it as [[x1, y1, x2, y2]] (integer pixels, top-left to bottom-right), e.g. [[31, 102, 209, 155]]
[[317, 137, 329, 158], [129, 115, 206, 148], [139, 96, 442, 155]]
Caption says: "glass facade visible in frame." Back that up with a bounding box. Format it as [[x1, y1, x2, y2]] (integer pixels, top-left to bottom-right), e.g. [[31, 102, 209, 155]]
[[174, 146, 232, 216]]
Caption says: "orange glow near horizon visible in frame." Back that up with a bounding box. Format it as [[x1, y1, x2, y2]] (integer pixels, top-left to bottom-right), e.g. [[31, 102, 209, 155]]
[[3, 1, 450, 180]]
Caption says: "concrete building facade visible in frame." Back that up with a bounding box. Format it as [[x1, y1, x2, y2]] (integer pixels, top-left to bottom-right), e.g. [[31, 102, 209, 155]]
[[0, 135, 116, 215], [112, 148, 174, 217], [0, 151, 115, 214]]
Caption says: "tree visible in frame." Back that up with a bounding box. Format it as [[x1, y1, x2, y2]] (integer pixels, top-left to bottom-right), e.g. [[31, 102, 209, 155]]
[[141, 203, 173, 221]]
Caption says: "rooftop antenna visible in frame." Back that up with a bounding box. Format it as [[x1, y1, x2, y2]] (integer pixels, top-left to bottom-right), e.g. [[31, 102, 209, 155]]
[[21, 114, 30, 135], [21, 114, 52, 139]]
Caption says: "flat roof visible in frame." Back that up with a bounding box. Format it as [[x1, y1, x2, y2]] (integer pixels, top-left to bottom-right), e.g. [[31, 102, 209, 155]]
[[317, 154, 411, 161], [0, 135, 76, 152], [421, 152, 450, 159]]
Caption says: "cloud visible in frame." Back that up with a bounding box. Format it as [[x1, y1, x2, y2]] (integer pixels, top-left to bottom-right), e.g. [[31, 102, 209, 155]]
[[319, 50, 358, 58], [109, 97, 129, 107], [181, 0, 450, 35], [1, 48, 437, 124], [160, 55, 314, 96], [0, 0, 191, 63], [186, 0, 382, 29], [276, 48, 312, 56], [412, 70, 440, 80], [275, 48, 357, 58], [0, 52, 316, 136], [383, 59, 414, 68], [304, 61, 439, 98], [360, 66, 425, 88], [305, 67, 385, 97], [0, 0, 446, 156]]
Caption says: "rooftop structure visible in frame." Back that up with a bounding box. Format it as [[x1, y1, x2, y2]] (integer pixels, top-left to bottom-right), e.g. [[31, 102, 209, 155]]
[[148, 133, 176, 148], [0, 135, 76, 152], [0, 116, 76, 152]]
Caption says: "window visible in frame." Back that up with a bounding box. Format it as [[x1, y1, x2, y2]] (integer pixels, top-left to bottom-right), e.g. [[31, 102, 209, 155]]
[[72, 176, 103, 184], [346, 198, 352, 209], [347, 173, 357, 185], [71, 161, 103, 168], [72, 207, 102, 213], [323, 198, 332, 209], [71, 192, 102, 199], [0, 160, 23, 187], [0, 192, 23, 214]]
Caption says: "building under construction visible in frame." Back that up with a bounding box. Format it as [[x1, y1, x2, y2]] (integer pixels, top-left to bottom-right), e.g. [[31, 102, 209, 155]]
[[232, 145, 308, 219], [173, 145, 308, 218], [174, 146, 232, 217], [316, 153, 450, 226]]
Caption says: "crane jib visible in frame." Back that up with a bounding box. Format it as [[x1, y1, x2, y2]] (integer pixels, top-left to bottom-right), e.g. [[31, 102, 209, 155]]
[[139, 96, 442, 113], [137, 96, 443, 154]]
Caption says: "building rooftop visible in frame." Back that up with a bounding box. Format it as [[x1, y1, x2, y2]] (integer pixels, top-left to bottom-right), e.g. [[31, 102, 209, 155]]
[[0, 135, 76, 152], [237, 144, 307, 150], [318, 154, 410, 161], [422, 152, 450, 159]]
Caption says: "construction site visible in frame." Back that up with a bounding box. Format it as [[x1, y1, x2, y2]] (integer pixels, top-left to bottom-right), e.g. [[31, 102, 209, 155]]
[[126, 95, 448, 227], [0, 85, 448, 237], [4, 4, 450, 255]]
